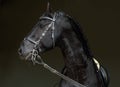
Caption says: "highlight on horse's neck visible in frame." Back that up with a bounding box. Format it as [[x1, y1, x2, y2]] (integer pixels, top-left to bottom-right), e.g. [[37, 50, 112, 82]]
[[58, 30, 88, 66]]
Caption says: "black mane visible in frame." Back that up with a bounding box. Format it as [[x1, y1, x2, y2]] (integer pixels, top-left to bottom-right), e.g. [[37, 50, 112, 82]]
[[66, 15, 93, 58]]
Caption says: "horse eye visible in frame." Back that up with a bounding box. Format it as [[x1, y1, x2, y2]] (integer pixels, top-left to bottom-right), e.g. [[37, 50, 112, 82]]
[[39, 22, 50, 28], [39, 19, 52, 28], [39, 23, 45, 28]]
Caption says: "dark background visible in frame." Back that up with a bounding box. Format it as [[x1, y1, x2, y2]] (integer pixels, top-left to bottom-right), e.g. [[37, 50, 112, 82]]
[[0, 0, 120, 87]]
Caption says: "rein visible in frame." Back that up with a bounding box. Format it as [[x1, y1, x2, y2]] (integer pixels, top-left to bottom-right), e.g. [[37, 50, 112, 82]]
[[24, 13, 87, 87]]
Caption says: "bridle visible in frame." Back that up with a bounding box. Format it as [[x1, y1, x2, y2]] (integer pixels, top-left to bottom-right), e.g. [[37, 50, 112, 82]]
[[23, 13, 87, 87], [24, 13, 56, 63]]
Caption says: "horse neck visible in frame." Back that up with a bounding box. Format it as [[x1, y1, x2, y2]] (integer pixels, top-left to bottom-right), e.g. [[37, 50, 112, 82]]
[[57, 29, 100, 85], [58, 29, 89, 67]]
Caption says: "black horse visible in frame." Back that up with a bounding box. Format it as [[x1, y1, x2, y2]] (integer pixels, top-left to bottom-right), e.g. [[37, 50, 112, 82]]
[[18, 3, 109, 87]]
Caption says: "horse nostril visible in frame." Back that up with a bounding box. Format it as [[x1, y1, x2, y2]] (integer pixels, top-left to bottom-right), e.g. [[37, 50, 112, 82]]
[[18, 48, 22, 55]]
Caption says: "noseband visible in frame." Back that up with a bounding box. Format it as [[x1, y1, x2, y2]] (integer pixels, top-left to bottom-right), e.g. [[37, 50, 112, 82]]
[[23, 13, 86, 87]]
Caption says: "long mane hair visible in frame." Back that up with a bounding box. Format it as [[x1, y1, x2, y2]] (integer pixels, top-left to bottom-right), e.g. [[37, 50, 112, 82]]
[[66, 15, 93, 58]]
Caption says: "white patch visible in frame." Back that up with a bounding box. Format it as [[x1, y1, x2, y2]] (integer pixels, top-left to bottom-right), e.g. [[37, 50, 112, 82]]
[[93, 58, 100, 71]]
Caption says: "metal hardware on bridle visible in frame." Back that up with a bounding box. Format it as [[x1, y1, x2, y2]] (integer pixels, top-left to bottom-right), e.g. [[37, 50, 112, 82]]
[[24, 13, 56, 64], [24, 13, 56, 63], [24, 13, 87, 87]]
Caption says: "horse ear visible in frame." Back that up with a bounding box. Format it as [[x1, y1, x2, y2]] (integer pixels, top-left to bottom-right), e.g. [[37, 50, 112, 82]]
[[46, 2, 52, 13]]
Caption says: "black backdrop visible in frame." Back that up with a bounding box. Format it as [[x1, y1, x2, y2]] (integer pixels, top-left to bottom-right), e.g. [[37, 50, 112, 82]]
[[0, 0, 120, 87]]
